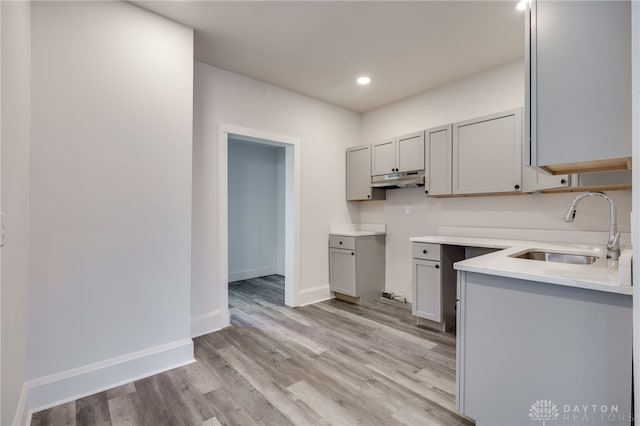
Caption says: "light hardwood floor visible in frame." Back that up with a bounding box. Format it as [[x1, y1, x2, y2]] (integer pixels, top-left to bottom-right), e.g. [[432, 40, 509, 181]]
[[31, 275, 472, 426]]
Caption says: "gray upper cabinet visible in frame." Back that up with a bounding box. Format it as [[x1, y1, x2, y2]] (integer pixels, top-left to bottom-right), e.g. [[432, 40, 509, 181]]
[[425, 125, 452, 196], [371, 138, 396, 176], [527, 0, 631, 174], [531, 171, 570, 192], [396, 131, 425, 172], [453, 109, 523, 195], [372, 132, 425, 176], [523, 164, 632, 194], [521, 155, 569, 192], [346, 145, 385, 201]]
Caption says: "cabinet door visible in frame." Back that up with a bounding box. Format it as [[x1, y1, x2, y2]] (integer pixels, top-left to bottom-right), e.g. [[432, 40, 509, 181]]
[[532, 171, 570, 191], [426, 125, 452, 196], [371, 138, 396, 176], [453, 109, 522, 195], [329, 248, 356, 296], [412, 259, 442, 322], [346, 145, 373, 200], [528, 0, 631, 172], [397, 131, 425, 172]]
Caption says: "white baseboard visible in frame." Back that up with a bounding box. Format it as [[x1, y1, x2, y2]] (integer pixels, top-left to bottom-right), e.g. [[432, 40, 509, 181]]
[[275, 266, 285, 276], [298, 284, 332, 306], [191, 309, 229, 338], [228, 266, 279, 283], [21, 338, 194, 424]]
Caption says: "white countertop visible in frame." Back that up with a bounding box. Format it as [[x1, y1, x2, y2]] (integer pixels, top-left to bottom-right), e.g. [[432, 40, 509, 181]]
[[330, 223, 386, 237], [331, 230, 385, 237], [410, 235, 632, 296]]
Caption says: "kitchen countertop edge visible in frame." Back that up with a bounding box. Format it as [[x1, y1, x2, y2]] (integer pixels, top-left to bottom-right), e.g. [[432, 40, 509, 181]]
[[331, 231, 386, 237], [410, 235, 632, 296]]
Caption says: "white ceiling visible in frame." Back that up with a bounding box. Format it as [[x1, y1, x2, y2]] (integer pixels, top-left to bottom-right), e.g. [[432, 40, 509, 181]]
[[133, 1, 525, 113]]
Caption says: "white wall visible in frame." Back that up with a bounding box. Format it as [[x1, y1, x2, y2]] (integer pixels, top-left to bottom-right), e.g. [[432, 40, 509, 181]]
[[359, 59, 633, 300], [1, 1, 31, 424], [26, 0, 194, 409], [228, 140, 284, 281], [192, 62, 361, 329]]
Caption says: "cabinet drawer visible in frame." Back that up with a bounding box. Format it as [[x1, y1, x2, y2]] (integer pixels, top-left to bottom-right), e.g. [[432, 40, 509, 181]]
[[412, 242, 441, 261], [329, 235, 355, 250]]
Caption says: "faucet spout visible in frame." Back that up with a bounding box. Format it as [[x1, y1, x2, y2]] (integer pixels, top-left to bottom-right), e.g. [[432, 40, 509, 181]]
[[563, 192, 619, 260]]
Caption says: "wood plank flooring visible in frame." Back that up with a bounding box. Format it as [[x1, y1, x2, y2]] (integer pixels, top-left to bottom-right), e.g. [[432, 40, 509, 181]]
[[31, 275, 472, 426]]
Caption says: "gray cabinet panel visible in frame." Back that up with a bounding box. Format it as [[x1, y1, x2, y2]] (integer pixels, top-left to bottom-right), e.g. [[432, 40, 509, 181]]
[[453, 109, 522, 195], [329, 234, 385, 305], [329, 235, 355, 250], [532, 170, 570, 191], [397, 131, 425, 172], [426, 125, 452, 196], [411, 242, 441, 261], [372, 132, 426, 176], [412, 259, 442, 322], [412, 244, 464, 331], [346, 146, 371, 200], [528, 0, 631, 172], [457, 271, 632, 426], [371, 139, 396, 176], [329, 248, 356, 296], [346, 145, 385, 201]]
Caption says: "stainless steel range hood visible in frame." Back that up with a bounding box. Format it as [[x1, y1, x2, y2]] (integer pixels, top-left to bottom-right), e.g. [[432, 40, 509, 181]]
[[371, 171, 425, 189]]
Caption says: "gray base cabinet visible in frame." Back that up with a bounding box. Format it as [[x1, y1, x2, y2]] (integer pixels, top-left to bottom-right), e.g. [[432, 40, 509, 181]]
[[329, 234, 385, 305], [456, 271, 632, 426], [411, 242, 464, 331], [412, 259, 441, 322], [328, 247, 356, 296]]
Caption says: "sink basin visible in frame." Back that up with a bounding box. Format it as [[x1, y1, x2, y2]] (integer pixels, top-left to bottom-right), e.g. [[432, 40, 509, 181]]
[[512, 250, 599, 265]]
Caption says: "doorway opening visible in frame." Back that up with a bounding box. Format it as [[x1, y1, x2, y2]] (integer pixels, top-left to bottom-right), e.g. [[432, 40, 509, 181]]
[[217, 124, 301, 327], [228, 138, 286, 308]]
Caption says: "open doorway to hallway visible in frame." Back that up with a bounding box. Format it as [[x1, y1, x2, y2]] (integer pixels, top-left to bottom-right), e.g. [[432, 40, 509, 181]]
[[217, 124, 301, 328], [228, 138, 286, 310]]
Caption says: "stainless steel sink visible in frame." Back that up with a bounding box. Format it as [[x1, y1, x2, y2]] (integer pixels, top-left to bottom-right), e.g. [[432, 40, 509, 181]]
[[512, 250, 599, 265]]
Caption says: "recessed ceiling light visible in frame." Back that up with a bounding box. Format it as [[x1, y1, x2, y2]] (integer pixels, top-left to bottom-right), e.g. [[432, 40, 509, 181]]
[[515, 0, 530, 11], [357, 76, 371, 85]]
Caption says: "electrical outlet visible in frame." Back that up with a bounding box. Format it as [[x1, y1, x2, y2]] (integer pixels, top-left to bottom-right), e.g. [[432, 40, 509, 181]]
[[404, 206, 412, 216]]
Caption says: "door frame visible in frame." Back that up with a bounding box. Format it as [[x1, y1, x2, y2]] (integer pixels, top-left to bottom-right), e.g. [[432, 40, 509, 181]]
[[218, 123, 301, 322], [631, 1, 639, 421]]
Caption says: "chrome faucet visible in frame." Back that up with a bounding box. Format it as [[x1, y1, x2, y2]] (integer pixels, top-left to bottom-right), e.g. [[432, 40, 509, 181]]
[[563, 191, 620, 260]]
